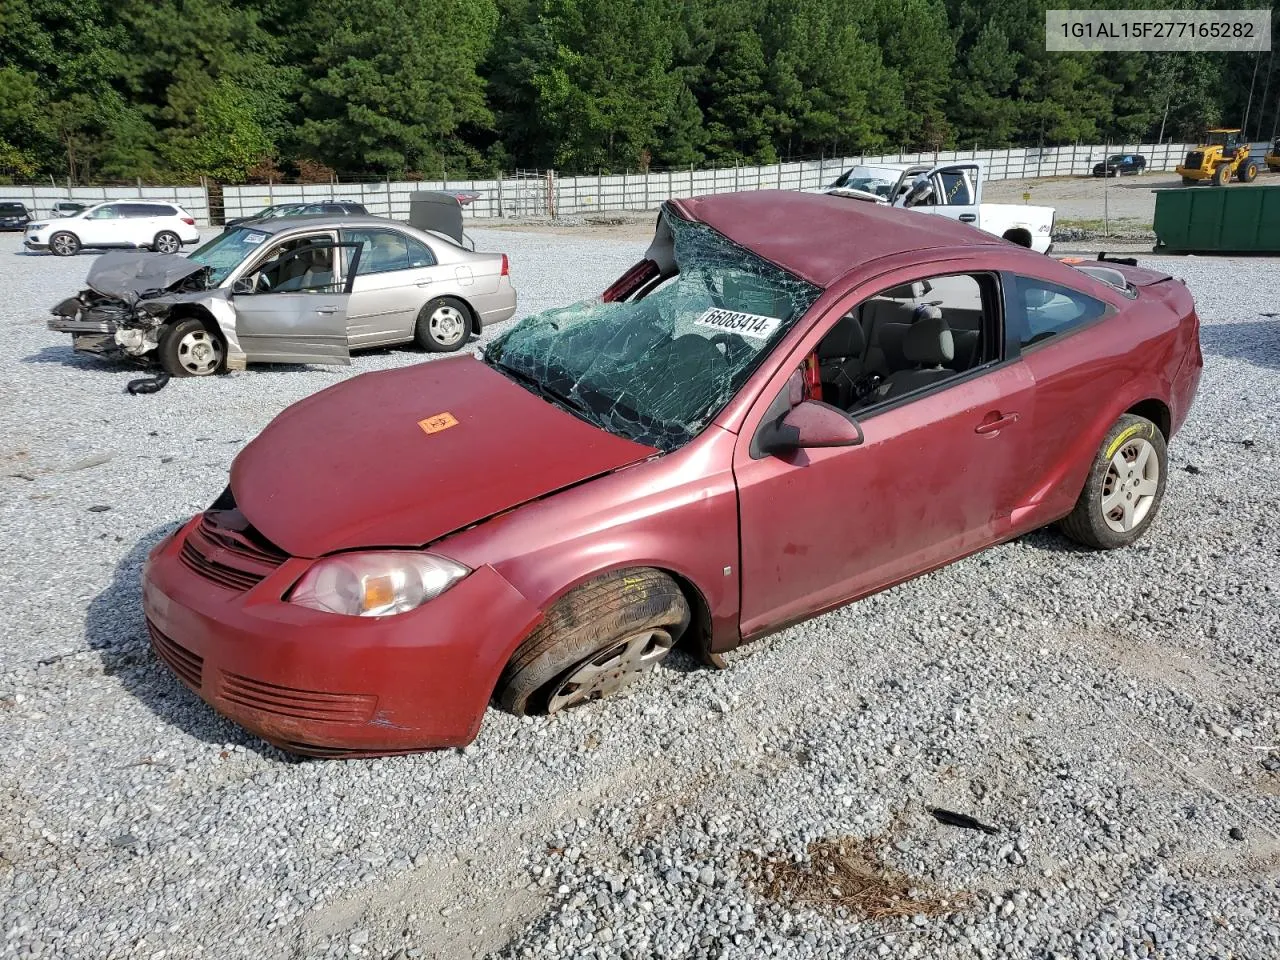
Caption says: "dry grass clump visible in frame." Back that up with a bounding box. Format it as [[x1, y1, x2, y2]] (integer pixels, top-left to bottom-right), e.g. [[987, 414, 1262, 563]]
[[742, 835, 971, 920]]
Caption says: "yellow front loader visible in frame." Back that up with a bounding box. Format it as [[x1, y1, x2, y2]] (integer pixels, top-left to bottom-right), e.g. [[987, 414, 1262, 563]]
[[1176, 129, 1258, 186]]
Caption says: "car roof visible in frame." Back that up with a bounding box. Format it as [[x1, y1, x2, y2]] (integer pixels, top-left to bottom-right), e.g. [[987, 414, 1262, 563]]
[[232, 214, 411, 234], [669, 190, 1002, 287]]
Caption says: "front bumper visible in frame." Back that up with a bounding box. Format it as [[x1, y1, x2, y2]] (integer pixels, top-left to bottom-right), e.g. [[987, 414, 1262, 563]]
[[142, 516, 543, 756]]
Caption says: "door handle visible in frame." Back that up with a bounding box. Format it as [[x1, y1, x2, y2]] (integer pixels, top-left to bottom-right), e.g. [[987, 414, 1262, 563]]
[[314, 306, 337, 315], [959, 213, 978, 223], [975, 412, 1019, 435], [416, 281, 433, 287]]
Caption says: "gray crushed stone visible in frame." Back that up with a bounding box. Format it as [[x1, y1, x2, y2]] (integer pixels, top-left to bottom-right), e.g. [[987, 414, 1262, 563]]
[[0, 231, 1277, 960]]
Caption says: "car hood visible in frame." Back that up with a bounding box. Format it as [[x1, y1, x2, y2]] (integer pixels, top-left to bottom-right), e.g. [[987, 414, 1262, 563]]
[[86, 251, 211, 302], [231, 356, 659, 557]]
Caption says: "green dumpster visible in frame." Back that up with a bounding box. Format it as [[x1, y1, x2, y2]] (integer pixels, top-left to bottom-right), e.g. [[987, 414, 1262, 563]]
[[1153, 183, 1280, 253]]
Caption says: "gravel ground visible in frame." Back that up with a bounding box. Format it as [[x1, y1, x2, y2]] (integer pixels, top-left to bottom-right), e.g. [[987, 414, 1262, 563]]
[[1, 230, 1278, 960], [986, 170, 1280, 233]]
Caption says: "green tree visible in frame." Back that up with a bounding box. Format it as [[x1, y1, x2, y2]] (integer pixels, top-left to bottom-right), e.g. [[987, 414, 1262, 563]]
[[295, 0, 497, 175]]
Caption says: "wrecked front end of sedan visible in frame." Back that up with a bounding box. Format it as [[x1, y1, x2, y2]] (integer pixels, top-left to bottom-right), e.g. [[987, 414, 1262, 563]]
[[48, 251, 241, 376]]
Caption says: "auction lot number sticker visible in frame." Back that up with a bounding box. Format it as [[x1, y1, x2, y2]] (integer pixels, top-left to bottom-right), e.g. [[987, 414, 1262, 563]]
[[694, 308, 782, 340], [1046, 9, 1269, 51]]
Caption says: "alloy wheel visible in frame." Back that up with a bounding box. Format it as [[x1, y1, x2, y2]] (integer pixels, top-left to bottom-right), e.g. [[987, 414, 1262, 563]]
[[1101, 437, 1160, 533], [546, 628, 673, 713]]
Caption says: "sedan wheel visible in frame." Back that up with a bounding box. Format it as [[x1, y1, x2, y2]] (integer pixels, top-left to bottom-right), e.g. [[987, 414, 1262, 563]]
[[1060, 414, 1167, 549], [1100, 436, 1160, 533], [497, 567, 691, 716], [159, 318, 225, 377], [50, 232, 80, 257], [415, 297, 471, 353], [546, 628, 674, 713]]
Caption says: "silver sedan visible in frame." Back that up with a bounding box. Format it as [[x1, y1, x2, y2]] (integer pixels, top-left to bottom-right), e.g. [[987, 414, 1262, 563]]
[[47, 216, 517, 376]]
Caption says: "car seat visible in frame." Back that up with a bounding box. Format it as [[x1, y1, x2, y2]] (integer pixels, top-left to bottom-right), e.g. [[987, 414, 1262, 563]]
[[876, 306, 955, 400], [817, 314, 866, 408]]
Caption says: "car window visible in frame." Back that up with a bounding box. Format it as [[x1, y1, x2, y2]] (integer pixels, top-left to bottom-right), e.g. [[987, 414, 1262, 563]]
[[1009, 275, 1108, 348], [188, 227, 276, 284], [341, 228, 435, 275], [87, 205, 122, 220], [121, 203, 173, 218], [814, 272, 999, 413], [0, 203, 26, 214], [934, 171, 974, 205], [251, 236, 339, 294]]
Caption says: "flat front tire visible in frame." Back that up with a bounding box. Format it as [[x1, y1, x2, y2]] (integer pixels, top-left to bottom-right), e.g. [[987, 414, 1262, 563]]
[[1060, 414, 1167, 550], [496, 568, 691, 716]]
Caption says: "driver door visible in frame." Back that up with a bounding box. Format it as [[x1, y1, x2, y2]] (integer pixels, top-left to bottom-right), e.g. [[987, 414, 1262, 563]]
[[733, 267, 1034, 639], [895, 163, 982, 226], [231, 238, 362, 366]]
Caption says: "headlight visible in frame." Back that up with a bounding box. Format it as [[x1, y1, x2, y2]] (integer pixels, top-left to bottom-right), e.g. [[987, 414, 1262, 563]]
[[289, 552, 470, 617]]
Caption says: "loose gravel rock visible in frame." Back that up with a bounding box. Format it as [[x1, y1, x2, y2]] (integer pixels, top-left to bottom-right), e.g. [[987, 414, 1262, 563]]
[[1, 232, 1278, 960]]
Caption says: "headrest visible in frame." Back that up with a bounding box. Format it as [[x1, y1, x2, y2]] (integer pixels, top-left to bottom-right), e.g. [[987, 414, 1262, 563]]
[[817, 313, 865, 360], [881, 279, 932, 300], [903, 305, 953, 367]]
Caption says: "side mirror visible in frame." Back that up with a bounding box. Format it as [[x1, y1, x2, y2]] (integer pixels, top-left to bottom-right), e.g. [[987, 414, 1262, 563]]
[[902, 175, 934, 207], [231, 276, 255, 295], [758, 401, 864, 456]]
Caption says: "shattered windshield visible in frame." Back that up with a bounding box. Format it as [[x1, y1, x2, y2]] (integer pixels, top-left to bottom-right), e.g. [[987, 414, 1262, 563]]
[[187, 227, 273, 284], [484, 212, 821, 451]]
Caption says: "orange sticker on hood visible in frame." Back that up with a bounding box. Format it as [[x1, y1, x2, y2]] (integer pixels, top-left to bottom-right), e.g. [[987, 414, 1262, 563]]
[[418, 412, 458, 434]]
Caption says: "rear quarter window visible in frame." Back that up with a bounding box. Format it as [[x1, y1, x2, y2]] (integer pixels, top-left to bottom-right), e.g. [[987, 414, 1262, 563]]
[[1008, 275, 1110, 349]]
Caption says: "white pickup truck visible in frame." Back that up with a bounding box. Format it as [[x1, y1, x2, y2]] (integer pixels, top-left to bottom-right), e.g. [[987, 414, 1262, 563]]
[[823, 162, 1056, 254]]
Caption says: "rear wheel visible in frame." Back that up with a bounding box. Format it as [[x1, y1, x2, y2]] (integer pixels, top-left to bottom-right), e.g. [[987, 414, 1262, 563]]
[[1213, 164, 1232, 186], [496, 568, 690, 716], [413, 296, 470, 353], [49, 231, 80, 256], [1237, 160, 1258, 183], [159, 318, 225, 377], [152, 230, 181, 254], [1060, 414, 1167, 550]]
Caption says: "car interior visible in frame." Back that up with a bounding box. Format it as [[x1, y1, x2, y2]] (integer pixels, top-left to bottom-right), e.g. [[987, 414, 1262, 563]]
[[816, 274, 995, 412], [255, 237, 337, 293]]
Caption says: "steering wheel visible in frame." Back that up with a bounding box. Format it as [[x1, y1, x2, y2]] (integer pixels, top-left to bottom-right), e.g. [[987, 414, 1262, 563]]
[[709, 332, 753, 365]]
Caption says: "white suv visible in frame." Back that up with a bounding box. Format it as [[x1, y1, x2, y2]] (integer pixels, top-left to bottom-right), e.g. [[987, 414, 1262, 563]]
[[24, 201, 201, 257]]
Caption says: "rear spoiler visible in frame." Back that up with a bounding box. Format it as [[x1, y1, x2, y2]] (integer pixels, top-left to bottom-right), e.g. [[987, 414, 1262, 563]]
[[1097, 252, 1139, 266]]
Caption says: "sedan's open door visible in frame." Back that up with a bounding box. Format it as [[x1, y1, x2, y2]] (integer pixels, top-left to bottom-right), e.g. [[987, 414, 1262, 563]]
[[891, 163, 982, 225], [231, 241, 363, 366]]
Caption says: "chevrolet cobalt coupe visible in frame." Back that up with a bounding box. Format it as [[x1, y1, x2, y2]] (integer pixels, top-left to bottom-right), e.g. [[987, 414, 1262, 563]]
[[142, 191, 1202, 756]]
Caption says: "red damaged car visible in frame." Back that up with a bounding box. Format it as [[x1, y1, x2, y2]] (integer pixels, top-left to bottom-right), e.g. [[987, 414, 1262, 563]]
[[142, 191, 1202, 756]]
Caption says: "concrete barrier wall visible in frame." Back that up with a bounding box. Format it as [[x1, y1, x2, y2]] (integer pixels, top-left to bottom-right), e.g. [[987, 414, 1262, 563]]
[[19, 140, 1270, 224], [3, 185, 209, 224]]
